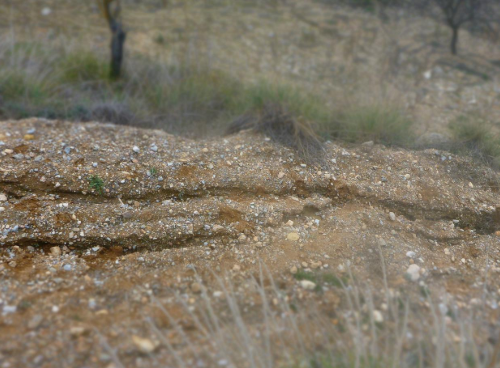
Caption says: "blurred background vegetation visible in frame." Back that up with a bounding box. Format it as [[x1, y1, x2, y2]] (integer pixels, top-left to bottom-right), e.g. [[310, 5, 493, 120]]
[[1, 0, 500, 166]]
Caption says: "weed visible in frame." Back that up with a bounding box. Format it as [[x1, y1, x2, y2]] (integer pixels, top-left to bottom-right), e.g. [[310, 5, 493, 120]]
[[322, 273, 348, 287], [289, 354, 388, 368], [293, 270, 348, 291], [227, 103, 324, 160], [336, 105, 414, 146], [449, 114, 500, 168], [154, 34, 166, 45], [293, 269, 318, 283], [419, 284, 431, 297], [18, 300, 32, 311], [58, 51, 109, 83], [0, 40, 425, 156], [238, 81, 332, 128], [89, 175, 105, 195], [149, 167, 158, 177]]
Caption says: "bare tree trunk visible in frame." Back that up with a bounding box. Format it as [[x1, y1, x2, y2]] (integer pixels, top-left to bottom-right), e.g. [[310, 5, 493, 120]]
[[451, 26, 459, 55], [110, 19, 126, 80]]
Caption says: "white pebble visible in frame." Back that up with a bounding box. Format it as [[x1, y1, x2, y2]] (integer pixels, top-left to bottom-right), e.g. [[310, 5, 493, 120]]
[[2, 305, 17, 314], [406, 264, 420, 281], [373, 310, 384, 323], [299, 280, 317, 290]]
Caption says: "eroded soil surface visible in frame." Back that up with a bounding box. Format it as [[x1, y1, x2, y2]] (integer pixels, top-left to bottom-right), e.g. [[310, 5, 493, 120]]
[[1, 119, 500, 367]]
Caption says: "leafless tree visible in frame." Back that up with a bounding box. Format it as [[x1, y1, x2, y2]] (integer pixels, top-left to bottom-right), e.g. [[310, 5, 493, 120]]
[[416, 0, 498, 55], [97, 0, 126, 79]]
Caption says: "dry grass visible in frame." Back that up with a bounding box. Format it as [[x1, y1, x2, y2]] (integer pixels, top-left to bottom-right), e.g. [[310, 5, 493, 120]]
[[448, 113, 500, 169], [2, 0, 499, 164], [226, 103, 324, 161], [117, 261, 500, 368], [0, 36, 418, 156]]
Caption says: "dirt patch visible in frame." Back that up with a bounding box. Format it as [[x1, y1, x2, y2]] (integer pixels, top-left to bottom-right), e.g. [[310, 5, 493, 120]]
[[1, 119, 500, 367]]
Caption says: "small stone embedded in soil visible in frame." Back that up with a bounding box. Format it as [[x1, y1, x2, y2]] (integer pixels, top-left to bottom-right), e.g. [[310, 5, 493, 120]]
[[132, 335, 158, 354], [0, 193, 6, 201], [406, 251, 416, 258], [191, 282, 202, 293], [300, 280, 317, 290], [50, 246, 62, 257], [438, 303, 448, 316], [377, 238, 387, 247], [406, 264, 421, 282], [373, 310, 384, 323], [3, 305, 17, 314], [290, 266, 298, 274], [389, 212, 396, 221], [287, 232, 300, 241], [310, 261, 322, 269], [133, 146, 140, 153], [69, 326, 88, 337], [28, 315, 43, 330], [213, 225, 224, 232]]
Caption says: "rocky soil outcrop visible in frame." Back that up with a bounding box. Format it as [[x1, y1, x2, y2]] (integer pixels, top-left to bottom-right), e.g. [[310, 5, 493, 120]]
[[2, 118, 499, 251], [1, 119, 500, 367]]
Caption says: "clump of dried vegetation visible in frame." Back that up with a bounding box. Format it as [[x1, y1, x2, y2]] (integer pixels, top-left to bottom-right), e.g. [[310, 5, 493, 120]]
[[114, 264, 500, 368]]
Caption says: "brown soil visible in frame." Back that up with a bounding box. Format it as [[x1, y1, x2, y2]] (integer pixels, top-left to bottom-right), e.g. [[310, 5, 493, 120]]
[[1, 118, 500, 367]]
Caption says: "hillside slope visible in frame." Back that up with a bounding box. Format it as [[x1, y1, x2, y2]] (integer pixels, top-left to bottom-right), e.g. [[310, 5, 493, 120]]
[[1, 119, 500, 367]]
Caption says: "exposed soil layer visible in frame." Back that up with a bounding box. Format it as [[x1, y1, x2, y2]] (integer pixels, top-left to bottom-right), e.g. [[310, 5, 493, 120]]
[[1, 119, 500, 367]]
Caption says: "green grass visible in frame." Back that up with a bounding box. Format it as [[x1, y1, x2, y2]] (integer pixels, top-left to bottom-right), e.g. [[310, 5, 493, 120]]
[[237, 81, 332, 127], [293, 269, 319, 283], [0, 70, 53, 103], [319, 0, 402, 12], [287, 355, 388, 368], [293, 270, 348, 291], [58, 51, 109, 84], [449, 114, 500, 168], [335, 105, 415, 146], [0, 40, 338, 140], [0, 40, 423, 153], [89, 175, 105, 195]]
